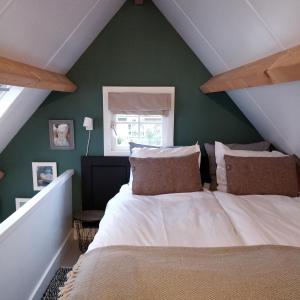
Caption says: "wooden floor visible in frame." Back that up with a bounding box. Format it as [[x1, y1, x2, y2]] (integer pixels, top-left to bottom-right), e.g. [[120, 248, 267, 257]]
[[60, 236, 82, 267]]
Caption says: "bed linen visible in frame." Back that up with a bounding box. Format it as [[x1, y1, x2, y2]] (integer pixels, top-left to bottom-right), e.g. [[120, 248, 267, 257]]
[[215, 191, 300, 246], [88, 185, 243, 251], [62, 186, 300, 299], [60, 245, 300, 300], [88, 185, 300, 252]]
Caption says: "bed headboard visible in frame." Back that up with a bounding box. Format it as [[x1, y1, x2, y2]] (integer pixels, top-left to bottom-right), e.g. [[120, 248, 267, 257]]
[[81, 156, 130, 210]]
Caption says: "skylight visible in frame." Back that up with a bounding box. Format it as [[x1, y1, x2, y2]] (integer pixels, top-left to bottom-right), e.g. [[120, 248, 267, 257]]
[[0, 85, 10, 100], [0, 84, 24, 118]]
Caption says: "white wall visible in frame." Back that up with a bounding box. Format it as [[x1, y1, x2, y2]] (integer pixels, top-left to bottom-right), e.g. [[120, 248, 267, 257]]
[[153, 0, 300, 156], [0, 170, 74, 300]]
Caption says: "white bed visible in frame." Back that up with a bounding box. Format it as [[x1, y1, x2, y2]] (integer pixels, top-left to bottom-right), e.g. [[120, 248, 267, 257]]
[[88, 184, 300, 252]]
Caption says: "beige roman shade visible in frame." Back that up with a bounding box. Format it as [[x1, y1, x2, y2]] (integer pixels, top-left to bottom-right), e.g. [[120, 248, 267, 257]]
[[108, 92, 171, 116]]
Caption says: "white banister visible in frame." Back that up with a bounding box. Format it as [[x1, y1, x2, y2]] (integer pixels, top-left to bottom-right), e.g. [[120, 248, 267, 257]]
[[0, 169, 74, 300]]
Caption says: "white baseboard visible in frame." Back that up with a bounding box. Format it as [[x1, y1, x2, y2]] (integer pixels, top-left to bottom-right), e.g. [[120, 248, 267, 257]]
[[29, 229, 73, 300]]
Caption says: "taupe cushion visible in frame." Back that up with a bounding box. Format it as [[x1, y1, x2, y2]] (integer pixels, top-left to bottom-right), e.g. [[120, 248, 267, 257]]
[[204, 141, 271, 190], [224, 155, 298, 197], [130, 153, 202, 195]]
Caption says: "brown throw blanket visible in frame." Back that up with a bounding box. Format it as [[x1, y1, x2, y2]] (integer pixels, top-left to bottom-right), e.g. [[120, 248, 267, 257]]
[[59, 245, 300, 300]]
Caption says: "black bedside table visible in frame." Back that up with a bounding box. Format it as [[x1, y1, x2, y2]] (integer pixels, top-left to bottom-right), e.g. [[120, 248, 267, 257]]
[[73, 210, 104, 253]]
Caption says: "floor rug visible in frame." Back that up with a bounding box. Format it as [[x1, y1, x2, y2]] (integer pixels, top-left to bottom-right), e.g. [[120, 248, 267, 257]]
[[42, 267, 72, 300]]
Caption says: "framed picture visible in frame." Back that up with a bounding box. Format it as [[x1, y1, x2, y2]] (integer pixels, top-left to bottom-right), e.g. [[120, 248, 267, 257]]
[[49, 120, 75, 150], [32, 162, 57, 191], [15, 198, 31, 210]]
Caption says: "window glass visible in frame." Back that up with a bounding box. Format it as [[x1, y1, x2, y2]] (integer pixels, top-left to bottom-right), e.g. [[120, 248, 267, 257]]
[[113, 114, 163, 148], [0, 85, 23, 118], [0, 85, 10, 101]]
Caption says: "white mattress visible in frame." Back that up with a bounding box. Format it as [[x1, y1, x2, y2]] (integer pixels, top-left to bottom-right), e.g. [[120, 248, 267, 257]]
[[88, 185, 300, 252]]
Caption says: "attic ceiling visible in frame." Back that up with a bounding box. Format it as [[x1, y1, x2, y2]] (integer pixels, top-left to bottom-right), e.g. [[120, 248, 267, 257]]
[[0, 0, 299, 156], [153, 0, 300, 156]]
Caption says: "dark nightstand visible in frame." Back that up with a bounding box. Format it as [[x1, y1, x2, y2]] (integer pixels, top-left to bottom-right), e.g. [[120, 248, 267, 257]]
[[73, 210, 104, 253]]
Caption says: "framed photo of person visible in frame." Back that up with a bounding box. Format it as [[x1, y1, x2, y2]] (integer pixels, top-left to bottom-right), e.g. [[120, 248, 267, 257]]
[[49, 120, 75, 150], [32, 162, 57, 191]]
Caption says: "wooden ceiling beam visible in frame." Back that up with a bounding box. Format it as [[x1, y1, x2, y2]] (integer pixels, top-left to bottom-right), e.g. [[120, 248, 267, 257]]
[[0, 56, 77, 92], [200, 44, 300, 93]]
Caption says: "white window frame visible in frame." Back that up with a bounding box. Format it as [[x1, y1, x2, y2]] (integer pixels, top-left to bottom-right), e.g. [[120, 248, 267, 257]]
[[103, 86, 175, 156]]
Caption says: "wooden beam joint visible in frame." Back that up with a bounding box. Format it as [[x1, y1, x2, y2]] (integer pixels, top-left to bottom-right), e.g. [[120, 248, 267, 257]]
[[200, 44, 300, 93]]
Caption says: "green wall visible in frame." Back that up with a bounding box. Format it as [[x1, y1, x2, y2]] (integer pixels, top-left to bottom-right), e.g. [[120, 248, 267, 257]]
[[0, 1, 261, 221]]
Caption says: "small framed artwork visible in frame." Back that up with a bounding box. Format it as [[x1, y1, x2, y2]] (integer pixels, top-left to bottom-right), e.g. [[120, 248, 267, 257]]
[[32, 162, 57, 191], [15, 198, 31, 210], [49, 120, 75, 150]]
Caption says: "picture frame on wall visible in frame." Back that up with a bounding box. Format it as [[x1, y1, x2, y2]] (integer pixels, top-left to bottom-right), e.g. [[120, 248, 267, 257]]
[[15, 198, 31, 210], [32, 162, 57, 191], [49, 120, 75, 150]]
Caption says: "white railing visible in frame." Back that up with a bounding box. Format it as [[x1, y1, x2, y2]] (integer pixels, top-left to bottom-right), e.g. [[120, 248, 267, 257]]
[[0, 169, 74, 300]]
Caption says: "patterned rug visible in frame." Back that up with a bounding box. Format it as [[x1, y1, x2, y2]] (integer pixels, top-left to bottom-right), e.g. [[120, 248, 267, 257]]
[[42, 267, 72, 300]]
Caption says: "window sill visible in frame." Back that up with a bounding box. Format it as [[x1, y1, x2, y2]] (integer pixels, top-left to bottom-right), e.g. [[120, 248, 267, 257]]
[[104, 149, 130, 157]]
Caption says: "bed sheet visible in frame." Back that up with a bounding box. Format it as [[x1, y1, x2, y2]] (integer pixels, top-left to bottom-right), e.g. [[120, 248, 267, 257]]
[[88, 185, 242, 251], [215, 191, 300, 246], [88, 185, 300, 252]]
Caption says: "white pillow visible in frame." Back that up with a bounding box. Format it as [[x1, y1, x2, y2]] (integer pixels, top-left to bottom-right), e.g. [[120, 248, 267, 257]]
[[132, 144, 201, 166], [129, 144, 201, 187], [215, 141, 285, 192]]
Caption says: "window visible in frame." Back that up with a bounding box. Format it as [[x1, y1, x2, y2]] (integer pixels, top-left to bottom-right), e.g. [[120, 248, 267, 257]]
[[0, 85, 10, 100], [103, 86, 175, 156], [0, 85, 23, 118], [113, 114, 163, 150]]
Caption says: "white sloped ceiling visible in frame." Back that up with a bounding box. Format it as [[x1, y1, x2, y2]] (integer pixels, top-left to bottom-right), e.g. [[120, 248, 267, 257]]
[[0, 0, 126, 153], [153, 0, 300, 156]]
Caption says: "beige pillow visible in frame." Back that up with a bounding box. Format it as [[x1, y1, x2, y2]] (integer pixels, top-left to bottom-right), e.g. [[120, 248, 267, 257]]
[[215, 141, 285, 192], [224, 155, 299, 197], [130, 153, 202, 195]]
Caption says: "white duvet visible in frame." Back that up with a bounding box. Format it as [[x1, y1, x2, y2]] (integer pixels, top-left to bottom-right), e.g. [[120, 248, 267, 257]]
[[88, 185, 300, 252]]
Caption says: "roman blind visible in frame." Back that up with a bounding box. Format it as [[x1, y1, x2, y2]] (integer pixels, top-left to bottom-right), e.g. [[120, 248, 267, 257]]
[[108, 92, 171, 116]]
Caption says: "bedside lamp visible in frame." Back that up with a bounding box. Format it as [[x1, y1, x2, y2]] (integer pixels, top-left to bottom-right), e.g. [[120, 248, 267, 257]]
[[83, 117, 93, 156], [83, 117, 93, 131], [0, 170, 5, 181]]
